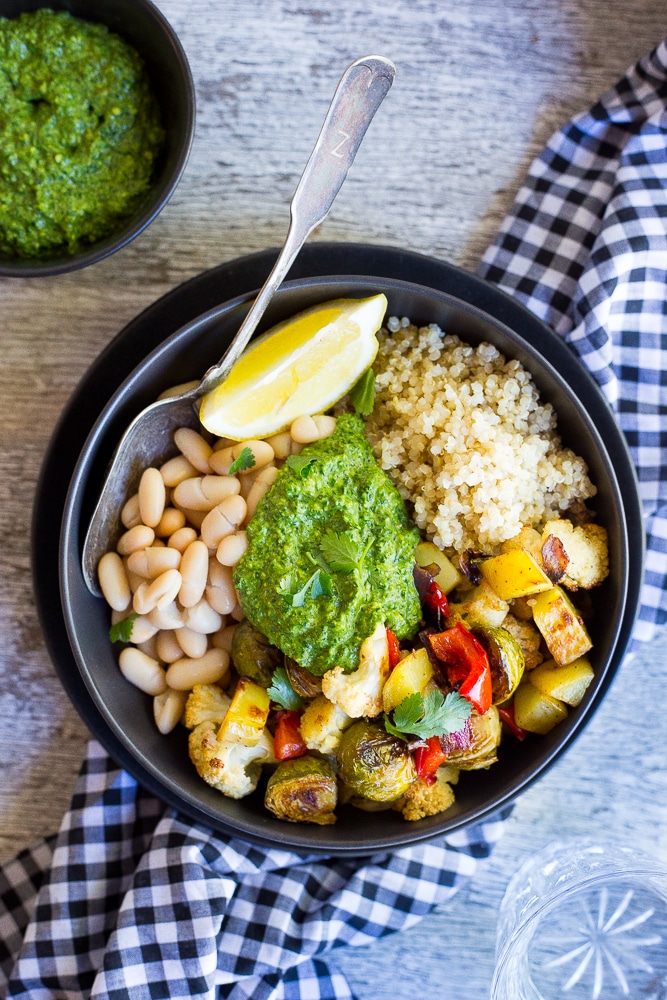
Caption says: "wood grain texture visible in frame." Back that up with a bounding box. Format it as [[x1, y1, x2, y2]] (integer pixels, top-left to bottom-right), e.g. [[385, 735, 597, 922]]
[[1, 0, 666, 993]]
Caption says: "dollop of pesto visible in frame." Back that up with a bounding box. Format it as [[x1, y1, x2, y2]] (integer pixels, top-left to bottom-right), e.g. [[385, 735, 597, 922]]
[[234, 414, 422, 676], [0, 9, 165, 258]]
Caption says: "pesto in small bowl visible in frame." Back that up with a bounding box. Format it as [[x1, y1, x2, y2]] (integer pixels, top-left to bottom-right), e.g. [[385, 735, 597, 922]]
[[0, 8, 165, 258]]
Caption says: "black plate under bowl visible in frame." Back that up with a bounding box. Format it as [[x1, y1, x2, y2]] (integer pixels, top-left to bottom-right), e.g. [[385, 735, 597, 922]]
[[37, 244, 643, 854]]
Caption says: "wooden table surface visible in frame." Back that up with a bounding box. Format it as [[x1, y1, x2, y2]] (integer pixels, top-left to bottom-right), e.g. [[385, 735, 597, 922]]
[[2, 1, 667, 995]]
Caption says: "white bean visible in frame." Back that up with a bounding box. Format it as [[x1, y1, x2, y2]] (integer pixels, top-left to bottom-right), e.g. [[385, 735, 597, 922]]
[[138, 467, 166, 528], [245, 465, 278, 520], [173, 474, 240, 511], [165, 648, 230, 690], [98, 552, 131, 611], [136, 633, 159, 659], [117, 524, 155, 555], [148, 601, 185, 631], [126, 546, 181, 579], [210, 624, 237, 654], [206, 560, 237, 614], [183, 598, 223, 634], [154, 507, 186, 537], [179, 539, 209, 607], [290, 413, 337, 444], [167, 526, 198, 552], [119, 647, 167, 695], [200, 494, 247, 548], [153, 688, 188, 734], [156, 629, 186, 663], [173, 427, 212, 473], [133, 568, 182, 615], [160, 454, 198, 487], [216, 530, 247, 567], [264, 431, 294, 460], [176, 626, 208, 659], [128, 616, 159, 645], [121, 493, 142, 529]]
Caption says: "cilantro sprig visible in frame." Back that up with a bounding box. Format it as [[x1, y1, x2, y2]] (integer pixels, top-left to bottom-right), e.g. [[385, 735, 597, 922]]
[[349, 369, 376, 416], [278, 567, 332, 607], [285, 454, 316, 476], [267, 666, 303, 711], [384, 690, 471, 741], [319, 530, 365, 574], [229, 446, 256, 475], [109, 612, 138, 643]]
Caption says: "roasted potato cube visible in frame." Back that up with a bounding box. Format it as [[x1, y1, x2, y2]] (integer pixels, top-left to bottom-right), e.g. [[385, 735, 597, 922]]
[[529, 656, 594, 706], [479, 549, 552, 600], [448, 579, 510, 628], [217, 677, 270, 746], [530, 586, 593, 666], [414, 541, 464, 594], [541, 520, 609, 590], [382, 647, 434, 713], [513, 681, 568, 734]]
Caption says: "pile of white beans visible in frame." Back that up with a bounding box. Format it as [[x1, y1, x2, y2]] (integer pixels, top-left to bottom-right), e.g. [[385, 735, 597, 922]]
[[97, 412, 337, 735]]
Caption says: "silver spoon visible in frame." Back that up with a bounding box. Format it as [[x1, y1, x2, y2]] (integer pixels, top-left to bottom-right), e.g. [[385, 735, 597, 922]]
[[81, 54, 396, 596]]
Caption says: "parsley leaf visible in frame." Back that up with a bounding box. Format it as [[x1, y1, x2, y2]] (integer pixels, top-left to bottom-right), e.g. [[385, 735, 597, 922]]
[[349, 369, 376, 416], [285, 454, 316, 476], [267, 666, 303, 711], [279, 568, 332, 607], [109, 612, 139, 643], [384, 689, 471, 741], [229, 446, 256, 474], [320, 530, 363, 573]]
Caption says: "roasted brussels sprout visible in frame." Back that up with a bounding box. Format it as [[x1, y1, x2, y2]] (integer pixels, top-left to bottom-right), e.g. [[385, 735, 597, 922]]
[[264, 755, 337, 825], [444, 706, 502, 770], [337, 720, 416, 802], [472, 625, 525, 704], [231, 620, 283, 686], [285, 657, 323, 699]]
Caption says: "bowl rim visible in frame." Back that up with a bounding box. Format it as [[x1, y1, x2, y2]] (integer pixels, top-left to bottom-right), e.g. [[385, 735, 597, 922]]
[[0, 0, 195, 277], [36, 244, 644, 853]]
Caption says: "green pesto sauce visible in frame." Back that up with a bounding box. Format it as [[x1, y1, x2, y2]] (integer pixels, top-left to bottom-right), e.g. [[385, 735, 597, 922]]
[[0, 9, 165, 258], [234, 414, 422, 676]]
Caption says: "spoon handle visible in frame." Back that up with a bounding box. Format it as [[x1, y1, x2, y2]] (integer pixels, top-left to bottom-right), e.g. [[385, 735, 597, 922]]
[[199, 55, 395, 392]]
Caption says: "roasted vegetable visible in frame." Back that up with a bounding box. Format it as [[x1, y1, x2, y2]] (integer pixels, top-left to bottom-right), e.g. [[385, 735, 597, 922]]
[[444, 706, 502, 770], [541, 520, 609, 590], [479, 548, 552, 601], [322, 622, 391, 718], [472, 625, 525, 704], [337, 719, 416, 802], [216, 677, 271, 746], [382, 647, 434, 714], [513, 681, 568, 734], [231, 620, 283, 686], [393, 767, 459, 821], [273, 710, 308, 760], [188, 721, 274, 799], [448, 579, 510, 628], [528, 656, 594, 706], [300, 694, 351, 755], [530, 586, 593, 665], [284, 657, 323, 698], [426, 622, 493, 715], [414, 540, 464, 594], [184, 683, 231, 729], [264, 755, 337, 825]]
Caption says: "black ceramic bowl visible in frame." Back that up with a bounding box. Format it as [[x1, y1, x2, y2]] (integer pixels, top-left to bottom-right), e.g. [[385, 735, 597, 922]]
[[57, 261, 641, 854], [0, 0, 194, 276]]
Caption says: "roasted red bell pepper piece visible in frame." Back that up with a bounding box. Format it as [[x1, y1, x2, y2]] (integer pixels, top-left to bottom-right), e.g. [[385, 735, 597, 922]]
[[424, 579, 449, 617], [273, 710, 308, 760], [414, 736, 448, 785], [386, 627, 402, 668], [428, 621, 492, 714], [498, 704, 528, 741]]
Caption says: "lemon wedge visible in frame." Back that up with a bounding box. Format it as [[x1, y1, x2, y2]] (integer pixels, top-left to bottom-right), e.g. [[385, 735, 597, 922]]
[[199, 294, 387, 440]]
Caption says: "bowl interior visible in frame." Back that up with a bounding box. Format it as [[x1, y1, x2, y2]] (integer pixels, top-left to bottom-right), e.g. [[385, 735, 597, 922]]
[[60, 274, 632, 853], [0, 0, 194, 276]]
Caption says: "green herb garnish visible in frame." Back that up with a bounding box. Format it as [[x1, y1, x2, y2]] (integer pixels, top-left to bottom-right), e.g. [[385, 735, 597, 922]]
[[109, 612, 139, 643], [278, 568, 333, 607], [229, 446, 256, 474], [286, 454, 317, 476], [384, 690, 471, 741], [349, 369, 376, 416], [320, 530, 364, 574], [267, 666, 303, 711]]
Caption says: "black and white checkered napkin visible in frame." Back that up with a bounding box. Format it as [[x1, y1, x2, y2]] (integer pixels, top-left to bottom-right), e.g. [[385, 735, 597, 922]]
[[1, 36, 666, 1000]]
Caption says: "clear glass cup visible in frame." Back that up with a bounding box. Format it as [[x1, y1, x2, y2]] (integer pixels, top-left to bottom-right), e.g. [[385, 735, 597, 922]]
[[491, 838, 667, 1000]]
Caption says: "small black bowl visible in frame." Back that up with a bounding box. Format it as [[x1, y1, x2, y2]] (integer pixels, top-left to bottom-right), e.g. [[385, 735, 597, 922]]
[[58, 268, 640, 854], [0, 0, 195, 276]]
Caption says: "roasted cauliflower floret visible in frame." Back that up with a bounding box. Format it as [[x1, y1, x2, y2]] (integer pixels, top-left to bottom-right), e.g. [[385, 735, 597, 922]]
[[541, 519, 609, 590], [300, 694, 351, 755], [184, 683, 231, 729], [188, 721, 274, 799], [393, 766, 459, 822], [321, 622, 391, 718]]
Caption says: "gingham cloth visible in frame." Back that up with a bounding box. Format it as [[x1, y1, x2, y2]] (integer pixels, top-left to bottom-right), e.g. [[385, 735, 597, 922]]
[[1, 36, 666, 1000]]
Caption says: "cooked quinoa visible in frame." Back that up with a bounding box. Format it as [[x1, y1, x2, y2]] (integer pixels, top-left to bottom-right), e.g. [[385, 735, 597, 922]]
[[364, 319, 597, 553]]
